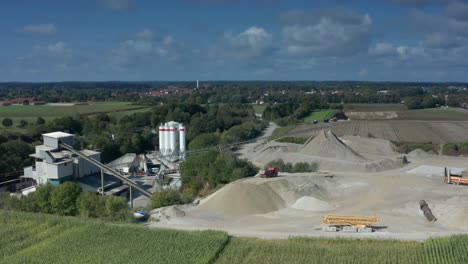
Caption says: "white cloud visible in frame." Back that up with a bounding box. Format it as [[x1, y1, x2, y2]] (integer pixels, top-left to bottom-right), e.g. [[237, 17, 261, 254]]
[[358, 68, 368, 76], [369, 42, 425, 59], [46, 42, 68, 56], [281, 10, 372, 57], [136, 29, 155, 39], [224, 26, 273, 59], [20, 24, 57, 35], [110, 32, 183, 68]]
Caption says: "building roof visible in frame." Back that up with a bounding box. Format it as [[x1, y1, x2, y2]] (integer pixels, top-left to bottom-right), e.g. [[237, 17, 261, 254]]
[[42, 132, 73, 139], [80, 149, 101, 157]]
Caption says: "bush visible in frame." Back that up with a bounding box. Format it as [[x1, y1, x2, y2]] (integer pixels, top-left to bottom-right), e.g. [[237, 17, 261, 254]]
[[50, 182, 82, 216], [78, 192, 104, 218], [105, 196, 131, 221], [151, 189, 184, 209], [276, 137, 308, 144], [2, 118, 13, 127], [180, 150, 257, 194], [266, 159, 318, 173]]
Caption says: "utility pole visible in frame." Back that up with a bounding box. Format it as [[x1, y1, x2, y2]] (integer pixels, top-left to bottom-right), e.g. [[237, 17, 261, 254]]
[[129, 186, 133, 208], [100, 169, 104, 197]]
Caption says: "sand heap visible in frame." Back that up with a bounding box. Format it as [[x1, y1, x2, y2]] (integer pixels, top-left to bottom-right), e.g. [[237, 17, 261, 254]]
[[251, 131, 402, 172], [198, 178, 291, 216], [291, 196, 335, 212], [341, 135, 397, 158], [300, 131, 367, 162], [198, 176, 339, 217]]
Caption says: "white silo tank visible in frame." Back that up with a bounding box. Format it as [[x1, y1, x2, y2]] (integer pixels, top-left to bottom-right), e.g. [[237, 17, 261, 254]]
[[170, 124, 177, 155], [158, 124, 164, 153], [179, 124, 186, 159], [164, 124, 170, 155]]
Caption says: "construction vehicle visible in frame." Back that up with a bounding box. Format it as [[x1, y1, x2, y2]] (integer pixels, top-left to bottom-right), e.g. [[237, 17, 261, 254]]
[[259, 167, 278, 178], [322, 214, 378, 233], [445, 175, 468, 185], [444, 167, 468, 186]]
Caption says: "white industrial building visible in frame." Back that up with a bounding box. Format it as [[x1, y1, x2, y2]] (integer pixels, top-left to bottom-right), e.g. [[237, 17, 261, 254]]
[[23, 132, 101, 186], [159, 121, 186, 161]]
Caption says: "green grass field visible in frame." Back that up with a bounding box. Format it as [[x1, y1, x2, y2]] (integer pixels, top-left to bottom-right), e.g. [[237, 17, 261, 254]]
[[269, 125, 295, 140], [396, 108, 468, 121], [2, 210, 468, 263], [0, 102, 148, 118], [252, 104, 267, 115], [303, 109, 336, 122], [0, 102, 150, 131]]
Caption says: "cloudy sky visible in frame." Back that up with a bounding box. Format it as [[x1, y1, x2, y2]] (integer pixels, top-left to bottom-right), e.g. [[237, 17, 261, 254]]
[[1, 0, 468, 82]]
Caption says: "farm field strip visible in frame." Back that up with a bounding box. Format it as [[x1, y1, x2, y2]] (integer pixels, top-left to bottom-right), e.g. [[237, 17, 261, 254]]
[[287, 121, 468, 144], [0, 102, 149, 118], [3, 211, 468, 263], [0, 210, 228, 264], [303, 110, 336, 122]]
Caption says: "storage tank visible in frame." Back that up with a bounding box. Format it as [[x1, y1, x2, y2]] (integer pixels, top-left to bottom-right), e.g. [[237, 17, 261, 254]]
[[158, 125, 165, 154], [179, 124, 186, 159], [164, 124, 170, 155], [169, 125, 177, 155]]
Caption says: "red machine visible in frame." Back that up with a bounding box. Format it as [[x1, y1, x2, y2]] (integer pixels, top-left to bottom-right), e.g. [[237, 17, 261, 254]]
[[259, 167, 279, 178]]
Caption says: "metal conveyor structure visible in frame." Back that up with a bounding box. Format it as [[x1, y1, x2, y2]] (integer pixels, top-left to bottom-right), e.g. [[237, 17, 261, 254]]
[[60, 143, 152, 197]]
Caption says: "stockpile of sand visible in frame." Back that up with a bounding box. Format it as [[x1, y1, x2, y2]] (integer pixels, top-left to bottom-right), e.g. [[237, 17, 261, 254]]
[[198, 178, 292, 216], [407, 149, 433, 158], [341, 136, 397, 157], [300, 131, 367, 162], [291, 196, 335, 212]]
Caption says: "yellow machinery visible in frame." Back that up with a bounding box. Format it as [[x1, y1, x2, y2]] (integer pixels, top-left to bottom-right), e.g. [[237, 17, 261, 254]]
[[322, 214, 378, 228]]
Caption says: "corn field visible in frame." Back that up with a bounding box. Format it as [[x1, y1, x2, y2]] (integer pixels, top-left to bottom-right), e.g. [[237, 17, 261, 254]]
[[217, 236, 468, 264], [0, 211, 228, 264], [2, 210, 468, 264]]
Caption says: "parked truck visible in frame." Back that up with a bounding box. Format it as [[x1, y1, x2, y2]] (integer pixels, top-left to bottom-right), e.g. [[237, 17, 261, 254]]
[[259, 167, 278, 178]]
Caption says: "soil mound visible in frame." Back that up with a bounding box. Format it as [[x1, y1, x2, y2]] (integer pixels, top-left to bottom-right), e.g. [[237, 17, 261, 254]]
[[198, 178, 291, 216], [291, 196, 335, 211], [341, 136, 397, 157], [300, 131, 367, 162]]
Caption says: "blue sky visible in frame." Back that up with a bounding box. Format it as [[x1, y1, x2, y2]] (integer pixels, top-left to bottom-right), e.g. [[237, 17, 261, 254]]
[[1, 0, 468, 82]]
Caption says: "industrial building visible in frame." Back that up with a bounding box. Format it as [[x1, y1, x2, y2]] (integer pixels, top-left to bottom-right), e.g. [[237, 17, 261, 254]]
[[23, 132, 101, 186], [159, 121, 186, 161]]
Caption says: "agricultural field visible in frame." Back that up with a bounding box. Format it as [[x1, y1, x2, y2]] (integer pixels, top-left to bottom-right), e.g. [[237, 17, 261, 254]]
[[303, 109, 336, 122], [287, 121, 468, 144], [396, 108, 468, 121], [2, 210, 468, 263], [269, 125, 296, 140], [0, 210, 228, 264], [0, 102, 150, 130], [344, 103, 407, 112], [217, 236, 468, 264]]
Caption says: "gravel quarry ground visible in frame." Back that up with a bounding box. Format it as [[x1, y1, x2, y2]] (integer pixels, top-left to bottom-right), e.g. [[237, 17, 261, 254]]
[[148, 124, 468, 241]]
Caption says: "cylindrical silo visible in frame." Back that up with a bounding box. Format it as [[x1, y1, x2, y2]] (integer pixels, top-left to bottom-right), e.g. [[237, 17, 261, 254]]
[[170, 124, 177, 155], [179, 124, 186, 159], [164, 124, 170, 155], [158, 124, 164, 153]]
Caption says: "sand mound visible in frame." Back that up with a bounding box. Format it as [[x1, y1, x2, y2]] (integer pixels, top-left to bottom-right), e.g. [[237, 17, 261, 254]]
[[407, 149, 432, 158], [341, 136, 397, 157], [198, 178, 291, 216], [150, 206, 186, 222], [301, 131, 367, 162], [291, 196, 334, 211], [198, 175, 346, 217]]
